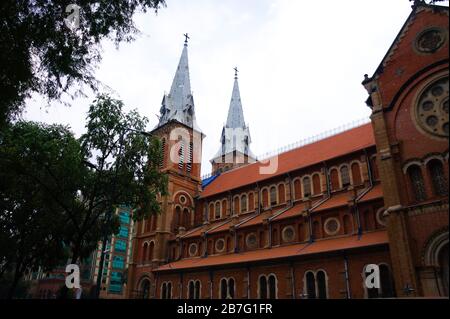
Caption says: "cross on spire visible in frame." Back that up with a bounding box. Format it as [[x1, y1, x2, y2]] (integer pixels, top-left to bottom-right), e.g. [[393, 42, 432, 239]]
[[234, 67, 239, 79], [183, 33, 190, 45]]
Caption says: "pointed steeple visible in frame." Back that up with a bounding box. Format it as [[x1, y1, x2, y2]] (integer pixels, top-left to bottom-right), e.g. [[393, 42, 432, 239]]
[[226, 72, 246, 129], [156, 35, 199, 131], [211, 69, 255, 173]]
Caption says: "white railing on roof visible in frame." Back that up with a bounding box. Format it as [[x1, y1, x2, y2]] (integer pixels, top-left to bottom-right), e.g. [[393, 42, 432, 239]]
[[256, 117, 371, 161], [201, 117, 371, 180]]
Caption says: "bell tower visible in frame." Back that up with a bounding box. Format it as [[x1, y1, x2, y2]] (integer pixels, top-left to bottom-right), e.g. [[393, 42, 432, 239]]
[[128, 35, 204, 298], [211, 68, 256, 175]]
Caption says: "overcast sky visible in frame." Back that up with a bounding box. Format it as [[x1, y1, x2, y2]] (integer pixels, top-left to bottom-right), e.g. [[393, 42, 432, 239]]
[[23, 0, 448, 176]]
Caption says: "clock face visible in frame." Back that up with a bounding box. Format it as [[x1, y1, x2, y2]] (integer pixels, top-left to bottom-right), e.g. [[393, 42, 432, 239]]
[[415, 77, 449, 138]]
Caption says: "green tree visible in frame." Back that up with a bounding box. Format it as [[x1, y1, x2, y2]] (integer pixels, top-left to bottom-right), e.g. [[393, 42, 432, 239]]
[[0, 0, 166, 126], [0, 122, 80, 298]]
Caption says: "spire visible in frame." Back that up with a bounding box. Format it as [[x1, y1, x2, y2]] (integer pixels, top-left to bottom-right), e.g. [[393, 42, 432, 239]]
[[226, 68, 246, 129], [156, 34, 199, 131], [212, 68, 255, 161]]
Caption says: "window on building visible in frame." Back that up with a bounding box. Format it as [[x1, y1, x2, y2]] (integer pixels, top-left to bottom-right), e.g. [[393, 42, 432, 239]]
[[118, 226, 129, 238], [305, 272, 316, 299], [259, 276, 268, 299], [268, 275, 277, 299], [215, 202, 221, 219], [303, 177, 311, 197], [340, 165, 351, 187], [187, 142, 193, 173], [234, 197, 240, 214], [351, 162, 362, 185], [115, 240, 127, 253], [312, 174, 321, 195], [188, 280, 201, 299], [270, 186, 277, 206], [160, 138, 166, 169], [119, 211, 130, 224], [161, 282, 172, 299], [248, 193, 254, 211], [294, 179, 301, 199], [241, 195, 248, 213], [220, 278, 235, 299], [330, 169, 340, 190], [316, 271, 327, 299], [262, 189, 269, 208], [428, 160, 448, 196], [112, 256, 125, 269], [408, 165, 427, 202]]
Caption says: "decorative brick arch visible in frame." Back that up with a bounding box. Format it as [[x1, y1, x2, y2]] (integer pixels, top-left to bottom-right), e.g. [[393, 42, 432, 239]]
[[422, 227, 449, 267]]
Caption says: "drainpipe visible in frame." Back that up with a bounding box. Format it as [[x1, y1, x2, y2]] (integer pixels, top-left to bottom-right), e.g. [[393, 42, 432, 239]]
[[287, 173, 294, 207], [343, 253, 351, 299]]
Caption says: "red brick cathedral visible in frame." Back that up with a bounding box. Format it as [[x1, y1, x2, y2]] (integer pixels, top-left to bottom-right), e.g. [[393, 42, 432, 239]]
[[127, 1, 449, 299]]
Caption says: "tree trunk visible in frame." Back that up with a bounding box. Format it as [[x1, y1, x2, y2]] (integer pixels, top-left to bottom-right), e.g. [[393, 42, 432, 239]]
[[7, 264, 23, 299]]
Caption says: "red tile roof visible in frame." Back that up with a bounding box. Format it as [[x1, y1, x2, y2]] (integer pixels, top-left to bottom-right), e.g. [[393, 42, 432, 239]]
[[313, 192, 352, 212], [201, 123, 375, 198], [154, 231, 388, 272], [270, 202, 311, 222], [359, 184, 383, 203]]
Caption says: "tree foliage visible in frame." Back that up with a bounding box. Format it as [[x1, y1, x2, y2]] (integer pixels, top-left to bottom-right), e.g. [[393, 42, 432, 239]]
[[0, 0, 166, 126]]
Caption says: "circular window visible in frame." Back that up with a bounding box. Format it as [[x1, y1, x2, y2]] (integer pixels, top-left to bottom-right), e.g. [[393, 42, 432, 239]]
[[415, 77, 449, 138], [415, 28, 446, 53], [324, 218, 341, 236], [282, 226, 296, 243], [376, 208, 387, 227], [215, 239, 225, 253], [246, 233, 258, 249], [179, 195, 187, 205], [188, 243, 198, 257]]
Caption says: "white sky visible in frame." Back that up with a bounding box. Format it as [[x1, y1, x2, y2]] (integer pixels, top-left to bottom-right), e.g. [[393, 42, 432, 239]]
[[23, 0, 448, 176]]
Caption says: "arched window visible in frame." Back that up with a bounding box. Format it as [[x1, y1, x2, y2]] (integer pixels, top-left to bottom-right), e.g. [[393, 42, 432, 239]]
[[312, 174, 321, 195], [142, 243, 148, 263], [303, 177, 312, 197], [294, 179, 301, 199], [149, 242, 154, 262], [195, 281, 201, 299], [215, 202, 221, 219], [351, 162, 362, 185], [173, 207, 181, 232], [248, 193, 254, 211], [270, 186, 277, 206], [408, 165, 427, 202], [428, 160, 448, 196], [316, 271, 328, 299], [220, 278, 235, 299], [234, 197, 240, 214], [262, 189, 269, 208], [188, 280, 201, 299], [241, 195, 248, 213], [161, 282, 172, 299], [209, 203, 214, 221], [305, 272, 316, 299], [259, 276, 268, 299], [278, 184, 286, 203], [330, 169, 340, 190], [183, 208, 190, 228], [222, 200, 228, 217], [340, 165, 351, 187], [268, 275, 277, 299], [139, 279, 151, 299]]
